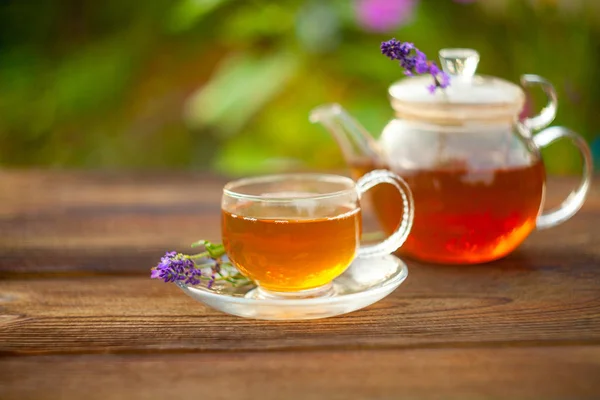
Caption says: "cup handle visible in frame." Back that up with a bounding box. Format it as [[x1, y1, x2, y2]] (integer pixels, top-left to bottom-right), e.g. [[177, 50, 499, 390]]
[[355, 169, 414, 258], [534, 127, 593, 229]]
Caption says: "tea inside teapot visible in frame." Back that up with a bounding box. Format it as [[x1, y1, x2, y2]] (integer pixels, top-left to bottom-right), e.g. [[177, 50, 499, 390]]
[[350, 157, 545, 264]]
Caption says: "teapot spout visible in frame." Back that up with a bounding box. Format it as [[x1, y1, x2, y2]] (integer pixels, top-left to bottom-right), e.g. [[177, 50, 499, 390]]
[[309, 104, 381, 166]]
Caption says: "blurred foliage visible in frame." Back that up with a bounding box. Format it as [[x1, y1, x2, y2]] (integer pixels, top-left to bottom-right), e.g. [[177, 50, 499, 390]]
[[0, 0, 598, 175]]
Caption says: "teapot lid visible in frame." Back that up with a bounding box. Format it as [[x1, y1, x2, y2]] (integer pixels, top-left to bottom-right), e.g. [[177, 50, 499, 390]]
[[388, 48, 525, 124]]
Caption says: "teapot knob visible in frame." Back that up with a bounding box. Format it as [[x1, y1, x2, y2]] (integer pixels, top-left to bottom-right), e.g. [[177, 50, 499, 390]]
[[439, 48, 480, 78]]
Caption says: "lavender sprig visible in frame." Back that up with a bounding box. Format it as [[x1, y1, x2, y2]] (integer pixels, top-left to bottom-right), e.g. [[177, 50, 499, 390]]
[[381, 38, 450, 93], [150, 241, 250, 288]]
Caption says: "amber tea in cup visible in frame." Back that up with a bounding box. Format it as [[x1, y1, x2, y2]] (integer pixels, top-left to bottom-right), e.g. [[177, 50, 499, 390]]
[[221, 172, 414, 298]]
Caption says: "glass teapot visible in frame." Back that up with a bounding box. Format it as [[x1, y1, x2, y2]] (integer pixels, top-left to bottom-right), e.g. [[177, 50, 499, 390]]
[[310, 48, 593, 264]]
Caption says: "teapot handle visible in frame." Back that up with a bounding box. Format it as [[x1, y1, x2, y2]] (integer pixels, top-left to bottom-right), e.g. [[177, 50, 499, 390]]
[[520, 74, 558, 131], [534, 127, 593, 230]]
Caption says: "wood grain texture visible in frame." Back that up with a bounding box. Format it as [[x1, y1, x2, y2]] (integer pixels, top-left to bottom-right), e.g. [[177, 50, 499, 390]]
[[1, 171, 599, 276], [1, 252, 599, 354], [0, 171, 224, 276], [1, 347, 599, 400], [0, 171, 224, 248], [1, 171, 599, 399]]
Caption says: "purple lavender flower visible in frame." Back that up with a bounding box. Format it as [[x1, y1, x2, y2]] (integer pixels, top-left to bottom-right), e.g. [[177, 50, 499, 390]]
[[150, 268, 162, 279], [150, 240, 251, 288], [381, 38, 451, 93], [381, 39, 414, 61], [439, 70, 451, 87], [427, 62, 451, 92], [414, 50, 429, 74], [381, 40, 402, 60], [153, 265, 180, 283], [184, 266, 203, 286], [207, 274, 216, 289], [151, 251, 198, 284]]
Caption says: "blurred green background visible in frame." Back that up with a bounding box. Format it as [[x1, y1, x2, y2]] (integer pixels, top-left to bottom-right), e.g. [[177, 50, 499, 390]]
[[0, 0, 598, 175]]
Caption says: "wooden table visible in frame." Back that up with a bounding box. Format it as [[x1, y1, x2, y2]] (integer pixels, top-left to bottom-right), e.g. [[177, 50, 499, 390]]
[[1, 171, 599, 400]]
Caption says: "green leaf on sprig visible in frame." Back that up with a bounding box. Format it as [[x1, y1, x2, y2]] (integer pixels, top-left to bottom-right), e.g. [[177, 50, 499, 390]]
[[191, 240, 226, 258], [190, 239, 207, 248]]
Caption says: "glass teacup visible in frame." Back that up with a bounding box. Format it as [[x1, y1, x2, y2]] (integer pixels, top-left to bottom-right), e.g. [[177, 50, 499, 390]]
[[221, 170, 414, 299]]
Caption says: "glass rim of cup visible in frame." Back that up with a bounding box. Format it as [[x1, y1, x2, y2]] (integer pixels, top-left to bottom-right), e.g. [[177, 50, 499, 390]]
[[223, 173, 357, 202]]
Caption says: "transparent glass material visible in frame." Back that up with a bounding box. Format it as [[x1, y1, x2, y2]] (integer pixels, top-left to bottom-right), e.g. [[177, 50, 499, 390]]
[[177, 254, 408, 320], [310, 48, 593, 264], [220, 172, 413, 298]]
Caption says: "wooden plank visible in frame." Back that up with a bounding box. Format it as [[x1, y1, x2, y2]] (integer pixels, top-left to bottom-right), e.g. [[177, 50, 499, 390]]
[[1, 347, 599, 400], [0, 171, 225, 276], [0, 172, 225, 247], [1, 250, 599, 354], [1, 172, 599, 276], [1, 212, 599, 276]]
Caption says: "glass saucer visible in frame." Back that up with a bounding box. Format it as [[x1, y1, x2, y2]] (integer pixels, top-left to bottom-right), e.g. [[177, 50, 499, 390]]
[[176, 255, 408, 320]]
